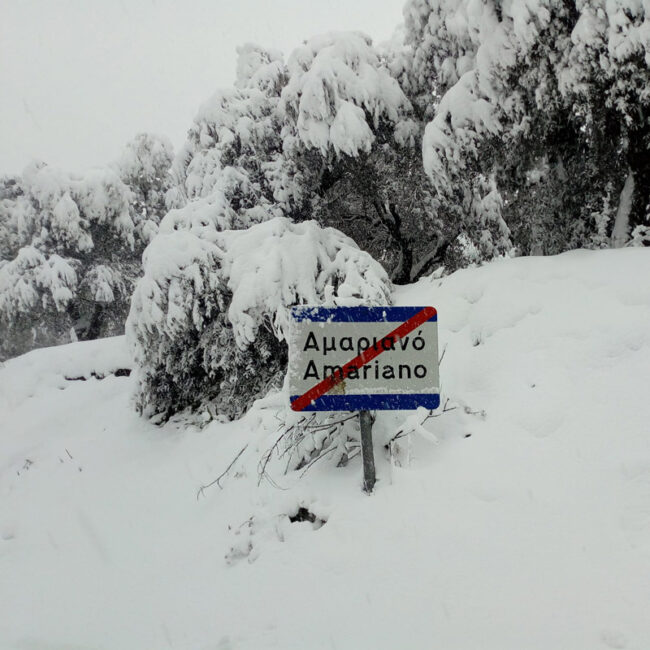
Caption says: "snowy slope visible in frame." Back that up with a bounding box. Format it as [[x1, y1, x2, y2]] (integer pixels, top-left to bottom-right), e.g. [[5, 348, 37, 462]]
[[1, 248, 649, 650]]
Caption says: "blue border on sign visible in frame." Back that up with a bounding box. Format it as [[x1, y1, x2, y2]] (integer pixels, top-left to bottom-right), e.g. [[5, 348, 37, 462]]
[[291, 305, 437, 323], [290, 393, 440, 411]]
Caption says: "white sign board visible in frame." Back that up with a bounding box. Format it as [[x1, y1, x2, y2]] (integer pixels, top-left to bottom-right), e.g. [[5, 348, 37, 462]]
[[289, 306, 439, 411]]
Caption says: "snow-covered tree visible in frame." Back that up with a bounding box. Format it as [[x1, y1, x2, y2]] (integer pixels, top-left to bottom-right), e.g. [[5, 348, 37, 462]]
[[116, 132, 174, 243], [404, 0, 650, 254], [271, 31, 449, 282], [169, 44, 287, 230], [127, 213, 391, 420], [0, 134, 173, 360]]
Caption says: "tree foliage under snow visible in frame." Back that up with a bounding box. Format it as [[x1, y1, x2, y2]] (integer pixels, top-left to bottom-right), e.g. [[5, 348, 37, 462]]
[[267, 31, 454, 283], [0, 134, 173, 359], [404, 0, 650, 254], [127, 215, 391, 420], [169, 44, 286, 230]]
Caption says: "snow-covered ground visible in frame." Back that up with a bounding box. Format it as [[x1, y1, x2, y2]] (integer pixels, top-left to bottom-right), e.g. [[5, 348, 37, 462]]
[[1, 248, 649, 650]]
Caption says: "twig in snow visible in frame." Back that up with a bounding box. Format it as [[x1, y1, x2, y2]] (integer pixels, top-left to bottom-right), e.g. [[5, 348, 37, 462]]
[[196, 444, 248, 500], [298, 442, 338, 478], [387, 398, 458, 445], [257, 429, 290, 487]]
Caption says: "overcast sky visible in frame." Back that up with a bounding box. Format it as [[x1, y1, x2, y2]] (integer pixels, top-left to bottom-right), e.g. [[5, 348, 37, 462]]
[[1, 0, 405, 176]]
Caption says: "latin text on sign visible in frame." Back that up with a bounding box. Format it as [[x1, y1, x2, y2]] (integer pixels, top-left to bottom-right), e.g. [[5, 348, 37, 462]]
[[288, 306, 439, 412]]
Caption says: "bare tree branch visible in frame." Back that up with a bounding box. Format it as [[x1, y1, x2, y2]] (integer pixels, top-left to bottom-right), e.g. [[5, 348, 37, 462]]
[[196, 444, 248, 500]]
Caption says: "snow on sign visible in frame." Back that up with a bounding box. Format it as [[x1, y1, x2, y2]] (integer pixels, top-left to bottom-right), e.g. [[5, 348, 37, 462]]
[[289, 306, 439, 411]]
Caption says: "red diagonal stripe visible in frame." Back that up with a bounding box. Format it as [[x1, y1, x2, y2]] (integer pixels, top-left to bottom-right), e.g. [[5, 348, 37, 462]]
[[291, 306, 436, 412]]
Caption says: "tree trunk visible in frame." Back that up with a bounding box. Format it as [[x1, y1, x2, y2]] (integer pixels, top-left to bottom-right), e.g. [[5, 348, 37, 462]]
[[611, 171, 635, 248], [372, 199, 414, 285]]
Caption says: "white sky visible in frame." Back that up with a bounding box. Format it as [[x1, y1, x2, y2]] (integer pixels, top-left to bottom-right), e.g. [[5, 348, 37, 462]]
[[0, 0, 405, 176]]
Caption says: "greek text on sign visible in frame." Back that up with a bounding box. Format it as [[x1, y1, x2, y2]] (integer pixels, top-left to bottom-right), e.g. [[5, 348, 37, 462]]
[[289, 306, 439, 411]]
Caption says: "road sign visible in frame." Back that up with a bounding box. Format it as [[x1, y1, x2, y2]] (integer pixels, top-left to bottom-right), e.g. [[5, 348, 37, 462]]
[[289, 306, 439, 412]]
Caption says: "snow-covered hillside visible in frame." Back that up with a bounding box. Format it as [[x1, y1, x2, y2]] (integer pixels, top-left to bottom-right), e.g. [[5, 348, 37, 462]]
[[1, 248, 649, 650]]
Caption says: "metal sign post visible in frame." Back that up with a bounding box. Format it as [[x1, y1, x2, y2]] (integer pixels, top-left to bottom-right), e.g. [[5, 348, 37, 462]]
[[289, 306, 439, 492], [359, 409, 375, 493]]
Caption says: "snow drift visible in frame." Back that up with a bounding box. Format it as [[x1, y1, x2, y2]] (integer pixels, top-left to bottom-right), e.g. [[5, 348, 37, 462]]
[[1, 248, 649, 650]]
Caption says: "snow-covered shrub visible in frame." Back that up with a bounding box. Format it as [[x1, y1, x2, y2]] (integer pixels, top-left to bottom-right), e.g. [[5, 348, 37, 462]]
[[127, 215, 391, 420]]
